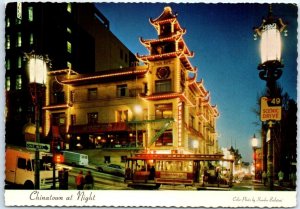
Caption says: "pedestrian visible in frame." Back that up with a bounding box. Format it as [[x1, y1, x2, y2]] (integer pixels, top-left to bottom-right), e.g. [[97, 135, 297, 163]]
[[262, 171, 267, 186], [76, 170, 85, 190], [84, 170, 94, 190], [149, 166, 155, 180], [278, 170, 284, 186]]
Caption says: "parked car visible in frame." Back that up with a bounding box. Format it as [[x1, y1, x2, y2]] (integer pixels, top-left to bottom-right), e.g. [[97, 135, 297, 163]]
[[96, 164, 125, 176]]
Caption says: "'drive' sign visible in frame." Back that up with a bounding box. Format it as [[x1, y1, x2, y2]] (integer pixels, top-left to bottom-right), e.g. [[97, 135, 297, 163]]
[[260, 97, 282, 121]]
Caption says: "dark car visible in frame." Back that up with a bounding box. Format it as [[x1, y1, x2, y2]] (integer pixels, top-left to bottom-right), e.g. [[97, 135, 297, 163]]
[[96, 164, 125, 176]]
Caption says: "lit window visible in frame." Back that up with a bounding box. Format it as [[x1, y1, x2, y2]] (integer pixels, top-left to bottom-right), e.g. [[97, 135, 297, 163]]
[[6, 35, 10, 49], [6, 77, 10, 91], [155, 103, 173, 119], [17, 56, 22, 68], [16, 18, 21, 25], [67, 41, 72, 53], [16, 75, 22, 90], [16, 32, 22, 47], [117, 84, 127, 97], [67, 61, 72, 69], [87, 112, 98, 124], [28, 7, 33, 22], [6, 18, 10, 27], [67, 27, 71, 34], [6, 59, 11, 70], [30, 33, 34, 45], [155, 80, 171, 93], [67, 3, 72, 13]]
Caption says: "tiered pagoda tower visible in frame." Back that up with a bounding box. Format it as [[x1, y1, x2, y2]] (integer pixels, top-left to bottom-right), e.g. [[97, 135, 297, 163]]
[[137, 6, 219, 154]]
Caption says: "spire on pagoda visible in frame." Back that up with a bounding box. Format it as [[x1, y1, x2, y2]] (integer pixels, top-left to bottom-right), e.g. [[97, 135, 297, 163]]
[[137, 6, 195, 71]]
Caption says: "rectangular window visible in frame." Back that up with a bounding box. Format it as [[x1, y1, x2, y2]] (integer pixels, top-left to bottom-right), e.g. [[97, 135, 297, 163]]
[[17, 158, 26, 169], [155, 80, 171, 93], [87, 112, 98, 125], [67, 61, 72, 69], [16, 18, 21, 25], [117, 84, 127, 97], [18, 56, 22, 68], [16, 32, 22, 47], [52, 113, 66, 125], [125, 54, 128, 63], [16, 75, 22, 90], [70, 91, 75, 103], [17, 2, 22, 20], [6, 35, 10, 49], [6, 59, 11, 70], [155, 103, 173, 119], [6, 77, 10, 91], [30, 33, 34, 45], [28, 7, 33, 22], [67, 41, 72, 53], [155, 130, 173, 146], [6, 18, 10, 27], [67, 27, 72, 34], [67, 3, 72, 13], [88, 88, 97, 100], [189, 115, 195, 129], [121, 156, 127, 163]]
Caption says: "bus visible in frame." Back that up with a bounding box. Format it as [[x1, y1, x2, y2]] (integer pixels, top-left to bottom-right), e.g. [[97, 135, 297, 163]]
[[124, 153, 234, 189]]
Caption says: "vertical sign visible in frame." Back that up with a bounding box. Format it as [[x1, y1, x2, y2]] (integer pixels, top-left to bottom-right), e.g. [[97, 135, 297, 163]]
[[17, 2, 22, 20]]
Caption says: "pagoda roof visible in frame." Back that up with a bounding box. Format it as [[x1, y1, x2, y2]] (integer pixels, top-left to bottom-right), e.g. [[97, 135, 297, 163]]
[[57, 66, 148, 85], [149, 7, 184, 33], [137, 51, 196, 72]]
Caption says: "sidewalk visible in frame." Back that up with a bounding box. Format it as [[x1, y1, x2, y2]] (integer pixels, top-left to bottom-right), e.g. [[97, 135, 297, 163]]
[[252, 179, 295, 191]]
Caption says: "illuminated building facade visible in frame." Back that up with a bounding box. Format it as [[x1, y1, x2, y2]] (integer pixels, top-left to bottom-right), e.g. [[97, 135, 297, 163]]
[[5, 3, 137, 146], [44, 7, 219, 156]]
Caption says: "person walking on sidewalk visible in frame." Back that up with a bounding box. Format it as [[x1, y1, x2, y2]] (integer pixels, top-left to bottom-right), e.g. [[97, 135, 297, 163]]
[[76, 170, 85, 190], [84, 170, 94, 190]]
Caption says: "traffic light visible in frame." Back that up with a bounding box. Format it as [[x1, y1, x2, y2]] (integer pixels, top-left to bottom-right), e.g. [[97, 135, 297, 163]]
[[51, 140, 64, 153], [54, 154, 64, 163]]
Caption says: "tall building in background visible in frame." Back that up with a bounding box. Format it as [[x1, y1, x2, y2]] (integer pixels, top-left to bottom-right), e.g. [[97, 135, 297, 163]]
[[5, 2, 137, 146]]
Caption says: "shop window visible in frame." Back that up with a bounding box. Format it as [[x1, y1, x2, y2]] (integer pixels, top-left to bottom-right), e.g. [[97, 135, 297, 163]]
[[88, 88, 97, 100], [117, 84, 127, 97], [87, 112, 98, 125], [155, 103, 172, 119], [155, 80, 171, 93]]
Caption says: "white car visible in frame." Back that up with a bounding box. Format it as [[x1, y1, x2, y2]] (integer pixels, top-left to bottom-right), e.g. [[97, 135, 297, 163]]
[[96, 164, 125, 176]]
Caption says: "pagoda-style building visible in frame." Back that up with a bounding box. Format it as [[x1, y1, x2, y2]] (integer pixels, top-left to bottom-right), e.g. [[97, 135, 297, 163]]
[[43, 6, 219, 163]]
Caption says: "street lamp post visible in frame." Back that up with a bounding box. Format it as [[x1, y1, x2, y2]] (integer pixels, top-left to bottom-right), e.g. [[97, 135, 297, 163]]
[[254, 5, 287, 191], [25, 51, 50, 189], [251, 134, 258, 180]]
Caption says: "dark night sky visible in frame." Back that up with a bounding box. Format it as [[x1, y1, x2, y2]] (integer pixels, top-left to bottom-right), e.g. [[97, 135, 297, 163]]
[[95, 2, 298, 162]]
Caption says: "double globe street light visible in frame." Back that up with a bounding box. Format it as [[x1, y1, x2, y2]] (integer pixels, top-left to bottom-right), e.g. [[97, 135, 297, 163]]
[[24, 51, 50, 189], [253, 5, 287, 190]]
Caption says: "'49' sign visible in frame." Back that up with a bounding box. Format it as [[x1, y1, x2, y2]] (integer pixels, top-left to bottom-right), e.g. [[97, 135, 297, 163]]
[[260, 97, 282, 121]]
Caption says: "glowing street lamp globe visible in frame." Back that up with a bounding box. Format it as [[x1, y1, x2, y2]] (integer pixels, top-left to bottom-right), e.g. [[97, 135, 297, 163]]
[[28, 56, 48, 84]]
